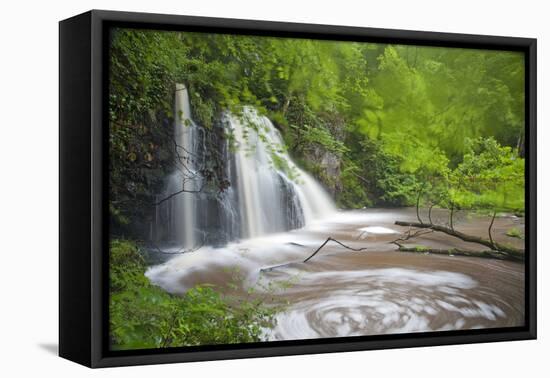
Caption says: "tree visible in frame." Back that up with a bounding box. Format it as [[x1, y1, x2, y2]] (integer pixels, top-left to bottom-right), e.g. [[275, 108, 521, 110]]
[[449, 137, 524, 240], [394, 137, 524, 260]]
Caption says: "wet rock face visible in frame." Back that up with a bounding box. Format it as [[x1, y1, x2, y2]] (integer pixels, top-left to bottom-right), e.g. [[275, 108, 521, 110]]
[[320, 151, 342, 195], [308, 146, 343, 198]]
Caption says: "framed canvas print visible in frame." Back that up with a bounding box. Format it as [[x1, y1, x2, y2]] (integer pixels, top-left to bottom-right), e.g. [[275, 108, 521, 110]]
[[59, 10, 536, 368]]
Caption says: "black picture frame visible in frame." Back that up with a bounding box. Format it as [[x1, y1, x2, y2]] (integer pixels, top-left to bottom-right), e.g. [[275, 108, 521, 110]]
[[59, 9, 537, 368]]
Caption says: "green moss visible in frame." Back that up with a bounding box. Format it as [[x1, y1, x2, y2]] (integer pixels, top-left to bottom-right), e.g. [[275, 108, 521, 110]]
[[505, 227, 524, 239], [413, 245, 430, 252]]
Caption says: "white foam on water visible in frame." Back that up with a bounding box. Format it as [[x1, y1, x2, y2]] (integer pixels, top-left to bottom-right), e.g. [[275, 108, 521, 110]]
[[146, 231, 323, 294], [357, 226, 398, 234]]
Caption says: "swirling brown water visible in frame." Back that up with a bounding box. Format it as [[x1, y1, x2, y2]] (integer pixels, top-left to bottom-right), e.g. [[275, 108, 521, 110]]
[[146, 208, 525, 340]]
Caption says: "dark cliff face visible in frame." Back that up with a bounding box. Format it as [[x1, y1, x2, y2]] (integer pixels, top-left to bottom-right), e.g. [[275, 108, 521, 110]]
[[109, 113, 174, 239]]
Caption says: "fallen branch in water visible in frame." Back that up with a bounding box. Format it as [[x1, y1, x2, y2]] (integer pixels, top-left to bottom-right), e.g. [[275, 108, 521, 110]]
[[393, 220, 524, 262], [287, 242, 306, 247], [392, 241, 519, 261], [393, 226, 434, 243], [149, 238, 205, 255], [260, 237, 367, 272], [303, 237, 367, 263]]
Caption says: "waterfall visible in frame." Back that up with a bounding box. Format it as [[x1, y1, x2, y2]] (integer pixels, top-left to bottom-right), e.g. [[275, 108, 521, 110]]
[[155, 85, 335, 248], [163, 84, 199, 249], [228, 109, 335, 238]]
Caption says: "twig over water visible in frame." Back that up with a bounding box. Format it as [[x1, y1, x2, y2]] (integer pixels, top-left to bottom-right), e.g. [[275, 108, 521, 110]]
[[303, 237, 368, 263]]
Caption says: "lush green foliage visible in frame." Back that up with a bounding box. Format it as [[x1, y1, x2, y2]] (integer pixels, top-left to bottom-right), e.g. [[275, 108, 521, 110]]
[[448, 137, 524, 212], [109, 240, 277, 350], [108, 28, 525, 231]]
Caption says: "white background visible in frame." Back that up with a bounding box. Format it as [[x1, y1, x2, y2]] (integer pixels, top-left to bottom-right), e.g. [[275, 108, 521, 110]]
[[0, 0, 546, 376]]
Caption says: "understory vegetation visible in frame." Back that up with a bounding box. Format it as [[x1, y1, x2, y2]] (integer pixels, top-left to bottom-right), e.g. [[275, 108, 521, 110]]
[[110, 239, 277, 350]]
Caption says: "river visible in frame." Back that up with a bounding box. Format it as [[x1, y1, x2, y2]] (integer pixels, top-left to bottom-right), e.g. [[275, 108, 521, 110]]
[[146, 207, 525, 341]]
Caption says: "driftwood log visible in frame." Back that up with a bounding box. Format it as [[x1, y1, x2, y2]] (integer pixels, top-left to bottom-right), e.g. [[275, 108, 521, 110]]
[[394, 220, 524, 262]]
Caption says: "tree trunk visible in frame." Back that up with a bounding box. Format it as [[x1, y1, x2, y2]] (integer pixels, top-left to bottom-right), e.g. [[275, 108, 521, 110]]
[[282, 96, 291, 116], [428, 204, 434, 224], [520, 137, 525, 157], [376, 114, 383, 140], [416, 190, 423, 224], [394, 220, 524, 261], [449, 203, 455, 231], [488, 210, 497, 247]]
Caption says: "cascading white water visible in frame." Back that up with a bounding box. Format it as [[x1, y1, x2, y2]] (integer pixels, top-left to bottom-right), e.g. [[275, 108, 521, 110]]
[[164, 84, 199, 249], [228, 109, 335, 238], [156, 85, 335, 248]]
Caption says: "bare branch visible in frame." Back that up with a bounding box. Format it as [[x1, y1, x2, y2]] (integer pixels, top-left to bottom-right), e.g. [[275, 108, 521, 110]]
[[154, 182, 205, 206], [260, 237, 367, 273], [304, 237, 367, 263]]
